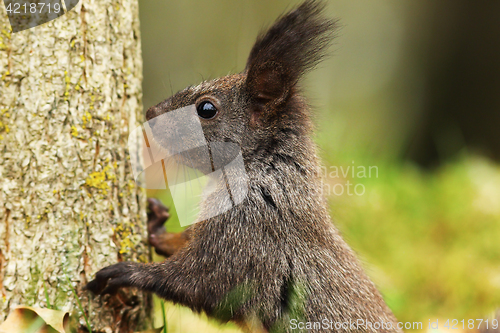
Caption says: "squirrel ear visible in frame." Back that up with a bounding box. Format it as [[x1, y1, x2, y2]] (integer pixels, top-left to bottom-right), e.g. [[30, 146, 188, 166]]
[[246, 61, 290, 107], [245, 0, 336, 110]]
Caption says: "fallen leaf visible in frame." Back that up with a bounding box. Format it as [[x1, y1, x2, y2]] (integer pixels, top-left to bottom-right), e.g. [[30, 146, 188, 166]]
[[0, 306, 69, 333]]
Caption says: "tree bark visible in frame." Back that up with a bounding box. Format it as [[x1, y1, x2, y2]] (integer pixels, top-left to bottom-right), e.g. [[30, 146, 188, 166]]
[[0, 0, 151, 332]]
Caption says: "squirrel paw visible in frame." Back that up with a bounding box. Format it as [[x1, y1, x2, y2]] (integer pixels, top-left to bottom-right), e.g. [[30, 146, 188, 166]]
[[85, 262, 136, 295], [147, 198, 171, 256], [147, 198, 170, 229]]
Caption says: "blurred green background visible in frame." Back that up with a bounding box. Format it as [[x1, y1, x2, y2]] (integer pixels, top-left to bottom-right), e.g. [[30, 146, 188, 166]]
[[138, 0, 500, 331]]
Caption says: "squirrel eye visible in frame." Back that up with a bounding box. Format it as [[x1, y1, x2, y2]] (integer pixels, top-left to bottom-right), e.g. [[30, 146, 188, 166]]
[[196, 101, 218, 119]]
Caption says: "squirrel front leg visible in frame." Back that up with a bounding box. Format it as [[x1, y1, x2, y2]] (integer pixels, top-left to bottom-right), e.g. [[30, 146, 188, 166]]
[[85, 260, 182, 299], [87, 200, 206, 309], [85, 258, 267, 332], [147, 198, 192, 257]]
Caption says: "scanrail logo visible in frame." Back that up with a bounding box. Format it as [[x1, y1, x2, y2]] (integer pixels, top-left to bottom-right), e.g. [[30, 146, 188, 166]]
[[3, 0, 79, 33], [128, 105, 249, 227]]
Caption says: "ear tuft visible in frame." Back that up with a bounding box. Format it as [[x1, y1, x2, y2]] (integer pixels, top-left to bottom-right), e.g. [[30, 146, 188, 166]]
[[245, 0, 337, 108]]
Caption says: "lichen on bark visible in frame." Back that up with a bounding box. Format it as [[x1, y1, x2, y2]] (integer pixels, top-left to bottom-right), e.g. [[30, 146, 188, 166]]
[[0, 0, 151, 331]]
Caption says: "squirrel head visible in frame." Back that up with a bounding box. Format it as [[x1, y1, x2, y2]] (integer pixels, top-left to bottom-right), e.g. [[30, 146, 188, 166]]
[[146, 0, 336, 164]]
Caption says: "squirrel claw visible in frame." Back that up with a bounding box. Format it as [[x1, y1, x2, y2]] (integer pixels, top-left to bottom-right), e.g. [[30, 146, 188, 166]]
[[85, 262, 135, 296]]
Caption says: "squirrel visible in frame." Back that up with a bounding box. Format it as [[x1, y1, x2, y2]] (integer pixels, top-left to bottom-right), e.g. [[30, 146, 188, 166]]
[[86, 1, 402, 332]]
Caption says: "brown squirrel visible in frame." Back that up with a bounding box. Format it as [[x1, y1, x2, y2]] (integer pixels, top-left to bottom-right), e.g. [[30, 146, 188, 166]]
[[86, 1, 402, 332]]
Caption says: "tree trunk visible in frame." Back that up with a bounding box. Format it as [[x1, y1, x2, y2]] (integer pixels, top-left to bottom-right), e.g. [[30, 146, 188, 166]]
[[0, 0, 151, 332]]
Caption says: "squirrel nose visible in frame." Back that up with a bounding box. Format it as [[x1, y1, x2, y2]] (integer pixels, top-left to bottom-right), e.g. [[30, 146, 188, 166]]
[[145, 106, 161, 121]]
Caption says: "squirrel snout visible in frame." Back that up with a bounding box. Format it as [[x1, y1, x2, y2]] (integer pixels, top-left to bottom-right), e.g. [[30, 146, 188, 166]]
[[145, 106, 161, 121]]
